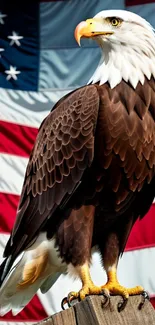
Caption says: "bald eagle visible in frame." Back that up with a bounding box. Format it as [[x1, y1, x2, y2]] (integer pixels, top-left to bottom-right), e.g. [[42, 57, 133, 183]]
[[0, 9, 155, 315]]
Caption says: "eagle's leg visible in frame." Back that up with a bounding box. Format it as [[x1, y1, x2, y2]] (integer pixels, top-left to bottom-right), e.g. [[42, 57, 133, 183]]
[[100, 233, 146, 311], [61, 262, 103, 309], [61, 205, 105, 309]]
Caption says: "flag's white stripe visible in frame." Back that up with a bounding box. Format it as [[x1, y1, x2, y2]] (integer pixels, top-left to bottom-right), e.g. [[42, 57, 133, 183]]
[[0, 88, 72, 128], [38, 248, 155, 316], [0, 234, 155, 317], [0, 153, 28, 195], [0, 234, 10, 261], [0, 152, 155, 204]]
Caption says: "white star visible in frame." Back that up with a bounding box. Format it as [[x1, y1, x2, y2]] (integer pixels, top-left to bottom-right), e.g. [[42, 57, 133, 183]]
[[0, 12, 7, 24], [5, 66, 21, 80], [8, 31, 23, 46], [0, 48, 4, 58]]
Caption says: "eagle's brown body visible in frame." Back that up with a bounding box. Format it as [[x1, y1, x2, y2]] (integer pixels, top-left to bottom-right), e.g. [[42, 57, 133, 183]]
[[3, 78, 155, 270]]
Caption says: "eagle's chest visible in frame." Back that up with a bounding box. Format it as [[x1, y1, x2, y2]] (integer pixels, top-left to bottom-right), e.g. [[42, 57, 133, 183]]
[[92, 82, 154, 208]]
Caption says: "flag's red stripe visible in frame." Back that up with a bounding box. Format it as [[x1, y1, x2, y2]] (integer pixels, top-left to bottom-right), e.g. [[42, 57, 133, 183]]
[[151, 297, 155, 309], [126, 204, 155, 251], [0, 191, 155, 251], [0, 193, 19, 233], [0, 121, 38, 157], [126, 0, 155, 6], [0, 295, 47, 321]]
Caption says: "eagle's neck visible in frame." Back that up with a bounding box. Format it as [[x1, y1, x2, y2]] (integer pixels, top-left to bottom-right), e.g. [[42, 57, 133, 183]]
[[89, 36, 155, 89]]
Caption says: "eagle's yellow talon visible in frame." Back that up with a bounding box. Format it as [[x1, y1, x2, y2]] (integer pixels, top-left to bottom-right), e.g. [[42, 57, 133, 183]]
[[101, 282, 144, 297], [61, 283, 103, 309], [102, 282, 129, 298], [61, 263, 106, 309], [101, 269, 145, 311], [79, 283, 102, 300], [61, 292, 79, 310], [68, 291, 79, 299]]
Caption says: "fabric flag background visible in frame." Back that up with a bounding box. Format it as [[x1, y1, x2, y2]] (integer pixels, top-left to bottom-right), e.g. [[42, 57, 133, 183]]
[[0, 0, 155, 323]]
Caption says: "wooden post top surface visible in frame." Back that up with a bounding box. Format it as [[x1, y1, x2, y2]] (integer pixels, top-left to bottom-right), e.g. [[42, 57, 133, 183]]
[[37, 295, 155, 325]]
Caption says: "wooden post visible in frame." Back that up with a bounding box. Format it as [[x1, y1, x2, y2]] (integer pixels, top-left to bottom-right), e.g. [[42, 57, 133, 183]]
[[37, 295, 155, 325]]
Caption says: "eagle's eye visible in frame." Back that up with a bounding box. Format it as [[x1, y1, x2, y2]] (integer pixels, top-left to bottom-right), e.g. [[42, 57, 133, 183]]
[[109, 17, 122, 27]]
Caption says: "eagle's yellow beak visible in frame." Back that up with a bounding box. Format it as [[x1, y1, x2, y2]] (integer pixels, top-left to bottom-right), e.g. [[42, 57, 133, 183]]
[[74, 19, 113, 46]]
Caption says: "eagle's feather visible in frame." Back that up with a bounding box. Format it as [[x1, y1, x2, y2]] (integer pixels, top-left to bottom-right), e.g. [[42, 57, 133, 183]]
[[0, 9, 155, 315]]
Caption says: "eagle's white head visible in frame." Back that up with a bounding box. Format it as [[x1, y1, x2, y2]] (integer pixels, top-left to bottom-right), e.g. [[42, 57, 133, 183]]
[[75, 10, 155, 89]]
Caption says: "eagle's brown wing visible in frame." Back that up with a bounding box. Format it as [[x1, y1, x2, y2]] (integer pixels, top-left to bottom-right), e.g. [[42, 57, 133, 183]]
[[4, 85, 99, 259]]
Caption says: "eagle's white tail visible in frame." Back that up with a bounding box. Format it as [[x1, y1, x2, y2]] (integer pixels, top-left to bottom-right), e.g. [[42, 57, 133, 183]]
[[0, 233, 65, 315]]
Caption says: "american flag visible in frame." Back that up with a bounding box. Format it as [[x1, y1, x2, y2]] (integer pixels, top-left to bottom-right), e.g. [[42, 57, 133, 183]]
[[0, 0, 155, 323]]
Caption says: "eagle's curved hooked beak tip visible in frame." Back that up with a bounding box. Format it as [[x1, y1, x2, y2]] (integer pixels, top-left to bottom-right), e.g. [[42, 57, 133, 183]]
[[74, 19, 100, 46], [74, 19, 114, 46], [74, 21, 90, 46]]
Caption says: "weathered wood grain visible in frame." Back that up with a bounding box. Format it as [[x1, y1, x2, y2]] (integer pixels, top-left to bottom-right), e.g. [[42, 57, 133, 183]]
[[37, 295, 155, 325]]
